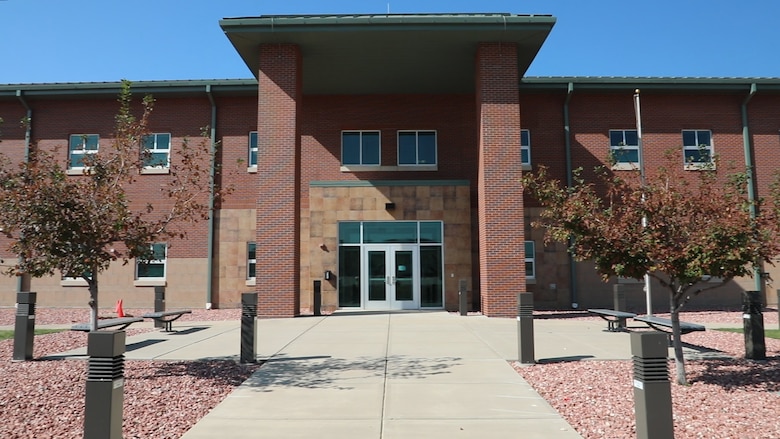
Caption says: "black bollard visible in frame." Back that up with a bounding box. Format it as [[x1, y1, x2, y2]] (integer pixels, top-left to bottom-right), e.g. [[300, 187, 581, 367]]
[[13, 292, 37, 361], [313, 280, 322, 316], [240, 292, 258, 364], [517, 292, 535, 364], [154, 286, 166, 329], [631, 331, 674, 439], [742, 290, 766, 360], [458, 279, 468, 316], [84, 331, 126, 439]]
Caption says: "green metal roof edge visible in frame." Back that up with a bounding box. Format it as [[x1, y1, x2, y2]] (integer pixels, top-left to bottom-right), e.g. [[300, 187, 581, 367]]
[[0, 79, 258, 98], [310, 180, 470, 188], [220, 13, 556, 33]]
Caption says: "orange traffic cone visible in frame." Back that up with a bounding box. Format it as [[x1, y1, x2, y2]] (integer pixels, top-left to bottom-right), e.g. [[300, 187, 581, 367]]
[[116, 299, 125, 317]]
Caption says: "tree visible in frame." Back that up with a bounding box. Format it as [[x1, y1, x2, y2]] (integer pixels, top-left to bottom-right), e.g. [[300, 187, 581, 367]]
[[521, 150, 780, 384], [0, 80, 224, 331]]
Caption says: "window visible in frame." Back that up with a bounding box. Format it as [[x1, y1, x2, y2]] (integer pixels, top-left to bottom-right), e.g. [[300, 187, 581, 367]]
[[248, 131, 258, 167], [142, 133, 171, 168], [247, 242, 256, 280], [521, 129, 531, 166], [682, 130, 713, 167], [342, 131, 380, 165], [136, 243, 167, 280], [69, 134, 99, 169], [609, 129, 639, 166], [398, 130, 436, 165], [525, 241, 535, 279]]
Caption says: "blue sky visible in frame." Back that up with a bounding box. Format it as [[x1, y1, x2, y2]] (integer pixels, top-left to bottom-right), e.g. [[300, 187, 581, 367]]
[[1, 0, 778, 84]]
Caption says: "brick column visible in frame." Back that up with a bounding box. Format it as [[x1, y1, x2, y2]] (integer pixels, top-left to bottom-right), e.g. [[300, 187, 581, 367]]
[[475, 43, 525, 317], [256, 44, 301, 317]]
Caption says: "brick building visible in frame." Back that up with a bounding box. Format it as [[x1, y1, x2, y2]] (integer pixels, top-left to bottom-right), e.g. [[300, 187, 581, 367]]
[[1, 14, 778, 316]]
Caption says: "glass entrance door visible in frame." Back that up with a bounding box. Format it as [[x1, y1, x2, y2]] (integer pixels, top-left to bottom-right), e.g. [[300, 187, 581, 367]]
[[363, 245, 418, 310]]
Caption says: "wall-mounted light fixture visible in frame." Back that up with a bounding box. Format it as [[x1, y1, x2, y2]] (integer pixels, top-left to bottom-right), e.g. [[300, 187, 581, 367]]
[[385, 202, 395, 210]]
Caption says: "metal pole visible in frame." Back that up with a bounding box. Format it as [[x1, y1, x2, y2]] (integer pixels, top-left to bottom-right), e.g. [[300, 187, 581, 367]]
[[634, 89, 653, 316]]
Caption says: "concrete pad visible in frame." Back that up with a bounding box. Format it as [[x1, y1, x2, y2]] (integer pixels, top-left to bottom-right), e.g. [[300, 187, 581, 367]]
[[386, 358, 522, 383], [382, 419, 582, 439], [182, 419, 381, 439]]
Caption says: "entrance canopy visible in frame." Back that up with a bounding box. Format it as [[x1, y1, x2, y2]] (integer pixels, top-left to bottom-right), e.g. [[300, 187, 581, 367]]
[[220, 13, 556, 95]]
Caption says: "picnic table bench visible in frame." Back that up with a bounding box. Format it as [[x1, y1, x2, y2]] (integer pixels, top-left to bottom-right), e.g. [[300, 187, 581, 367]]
[[142, 309, 192, 332], [634, 315, 705, 335], [588, 308, 637, 331], [70, 317, 144, 332]]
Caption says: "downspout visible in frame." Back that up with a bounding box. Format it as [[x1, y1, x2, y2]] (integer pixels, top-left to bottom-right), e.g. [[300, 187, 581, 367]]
[[205, 85, 217, 309], [741, 83, 760, 292], [563, 82, 578, 308], [16, 90, 32, 293]]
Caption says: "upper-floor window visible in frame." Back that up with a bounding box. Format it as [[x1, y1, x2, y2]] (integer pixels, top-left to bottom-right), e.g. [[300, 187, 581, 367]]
[[142, 133, 171, 168], [136, 243, 167, 280], [609, 129, 639, 167], [398, 130, 436, 166], [342, 131, 380, 166], [248, 131, 258, 167], [521, 129, 531, 166], [247, 242, 256, 280], [524, 241, 535, 280], [682, 130, 713, 167], [68, 134, 99, 169]]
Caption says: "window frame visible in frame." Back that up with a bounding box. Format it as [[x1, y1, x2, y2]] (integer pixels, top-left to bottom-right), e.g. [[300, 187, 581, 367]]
[[341, 130, 381, 166], [68, 134, 99, 172], [521, 129, 531, 169], [609, 129, 639, 170], [135, 243, 167, 285], [524, 241, 536, 281], [246, 242, 257, 283], [141, 133, 171, 172], [248, 131, 258, 170], [397, 130, 437, 167], [682, 129, 714, 169]]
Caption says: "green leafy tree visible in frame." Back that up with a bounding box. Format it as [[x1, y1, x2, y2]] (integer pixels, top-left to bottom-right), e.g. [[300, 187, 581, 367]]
[[522, 151, 780, 384], [0, 80, 224, 331]]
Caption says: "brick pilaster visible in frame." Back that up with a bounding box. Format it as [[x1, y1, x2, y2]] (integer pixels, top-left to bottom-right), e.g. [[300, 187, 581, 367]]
[[475, 43, 525, 317], [256, 44, 301, 317]]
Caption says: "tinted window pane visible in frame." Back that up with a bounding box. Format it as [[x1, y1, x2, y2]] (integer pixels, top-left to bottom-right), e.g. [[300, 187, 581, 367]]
[[342, 132, 361, 165], [624, 130, 638, 146], [249, 132, 258, 148], [521, 130, 530, 146], [143, 135, 155, 149], [521, 148, 530, 164], [247, 243, 256, 259], [250, 150, 257, 166], [157, 134, 171, 149], [138, 263, 165, 278], [69, 135, 81, 150], [146, 152, 168, 167], [525, 261, 535, 278], [420, 246, 442, 307], [398, 132, 416, 164], [419, 222, 442, 243], [339, 222, 361, 244], [682, 130, 696, 147], [363, 222, 417, 243], [524, 241, 534, 255], [609, 130, 624, 146], [85, 135, 98, 150], [696, 130, 711, 146], [614, 149, 639, 163], [338, 246, 360, 306], [684, 149, 709, 163], [361, 132, 380, 165], [418, 132, 436, 164]]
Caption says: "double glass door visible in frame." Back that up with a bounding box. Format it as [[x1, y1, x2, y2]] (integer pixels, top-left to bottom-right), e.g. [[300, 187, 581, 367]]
[[364, 244, 418, 310]]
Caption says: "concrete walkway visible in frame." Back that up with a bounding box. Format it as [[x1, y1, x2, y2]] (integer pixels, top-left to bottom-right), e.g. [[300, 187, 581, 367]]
[[51, 311, 649, 438]]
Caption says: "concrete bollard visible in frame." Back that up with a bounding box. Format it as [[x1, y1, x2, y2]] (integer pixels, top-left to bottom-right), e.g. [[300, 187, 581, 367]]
[[13, 292, 37, 361], [154, 286, 166, 329], [517, 292, 535, 364], [742, 291, 766, 360], [240, 292, 258, 364], [631, 331, 674, 439], [84, 331, 126, 439]]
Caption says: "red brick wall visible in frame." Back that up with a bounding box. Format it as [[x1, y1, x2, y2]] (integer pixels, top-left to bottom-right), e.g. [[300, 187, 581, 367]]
[[255, 44, 302, 317], [476, 43, 525, 317]]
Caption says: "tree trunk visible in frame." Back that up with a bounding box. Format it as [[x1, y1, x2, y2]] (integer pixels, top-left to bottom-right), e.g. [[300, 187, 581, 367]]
[[87, 275, 98, 332], [670, 292, 687, 385]]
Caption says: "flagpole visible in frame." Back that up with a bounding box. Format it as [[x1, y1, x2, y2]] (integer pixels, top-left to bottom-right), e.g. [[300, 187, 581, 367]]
[[634, 89, 653, 316]]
